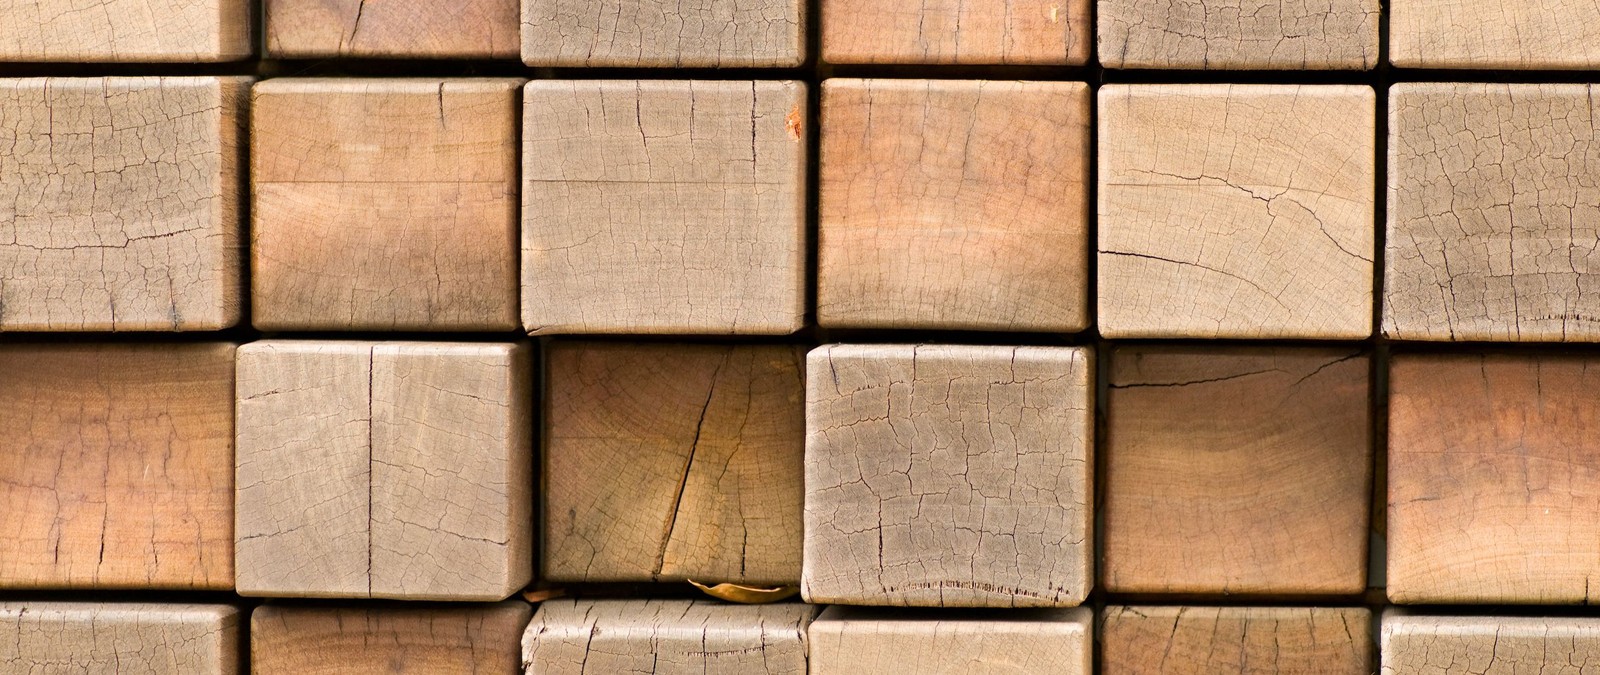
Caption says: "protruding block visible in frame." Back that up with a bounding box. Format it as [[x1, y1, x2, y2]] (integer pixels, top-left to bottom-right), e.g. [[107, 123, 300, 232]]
[[252, 79, 522, 331], [822, 0, 1090, 65], [543, 343, 804, 584], [1098, 84, 1376, 339], [1098, 0, 1379, 69], [803, 344, 1093, 607], [0, 344, 235, 590], [0, 0, 251, 62], [522, 599, 814, 674], [1102, 347, 1371, 595], [0, 603, 239, 674], [236, 341, 533, 600], [266, 0, 518, 58], [253, 602, 530, 674], [523, 80, 807, 335], [1383, 614, 1600, 674], [808, 607, 1091, 674], [523, 0, 805, 67], [0, 77, 246, 331], [1391, 1, 1600, 69], [1102, 606, 1373, 674], [818, 79, 1091, 332]]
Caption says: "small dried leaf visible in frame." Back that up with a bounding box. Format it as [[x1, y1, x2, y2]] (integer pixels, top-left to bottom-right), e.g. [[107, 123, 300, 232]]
[[522, 588, 567, 603], [689, 580, 801, 604]]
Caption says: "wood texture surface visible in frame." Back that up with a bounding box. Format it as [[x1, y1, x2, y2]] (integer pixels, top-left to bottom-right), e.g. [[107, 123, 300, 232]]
[[1098, 84, 1375, 339], [1386, 83, 1600, 341], [803, 344, 1093, 607], [252, 79, 521, 331], [1101, 606, 1373, 674], [543, 342, 804, 584], [253, 602, 530, 674], [523, 80, 807, 335], [236, 341, 533, 600], [1391, 0, 1600, 69], [1098, 0, 1379, 69], [0, 343, 235, 590], [0, 0, 251, 62], [818, 79, 1091, 332], [822, 0, 1089, 64], [1382, 614, 1600, 674], [266, 0, 518, 58], [1102, 347, 1371, 595], [0, 77, 245, 331], [522, 599, 814, 674], [808, 606, 1091, 674], [523, 0, 804, 66], [0, 602, 239, 674]]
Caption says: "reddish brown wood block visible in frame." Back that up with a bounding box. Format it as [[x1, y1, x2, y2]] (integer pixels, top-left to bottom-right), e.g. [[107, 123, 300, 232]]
[[823, 0, 1091, 64], [267, 0, 519, 58], [253, 602, 530, 674], [1102, 606, 1373, 674], [0, 603, 240, 674]]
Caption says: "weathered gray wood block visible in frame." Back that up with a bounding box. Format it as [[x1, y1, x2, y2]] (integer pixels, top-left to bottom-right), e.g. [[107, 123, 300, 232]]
[[522, 599, 814, 674]]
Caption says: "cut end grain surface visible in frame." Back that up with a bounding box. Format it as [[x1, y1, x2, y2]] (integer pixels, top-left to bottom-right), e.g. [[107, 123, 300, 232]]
[[808, 606, 1091, 674], [1391, 0, 1600, 69], [0, 0, 252, 62], [521, 599, 814, 674], [0, 602, 239, 674], [523, 0, 805, 67], [1382, 614, 1600, 674], [822, 0, 1090, 65], [267, 0, 519, 58], [253, 602, 530, 675], [1098, 0, 1379, 69], [1102, 606, 1373, 674]]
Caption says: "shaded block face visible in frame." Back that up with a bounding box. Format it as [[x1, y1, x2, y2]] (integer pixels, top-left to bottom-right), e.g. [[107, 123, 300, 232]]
[[0, 603, 239, 674], [818, 80, 1091, 332], [803, 344, 1093, 607], [523, 80, 807, 335], [523, 0, 804, 67], [252, 79, 521, 331], [0, 0, 251, 62], [1382, 615, 1600, 674], [1102, 606, 1373, 674], [266, 0, 518, 58], [0, 344, 235, 590], [543, 343, 804, 584], [253, 602, 530, 675], [822, 0, 1090, 65], [1098, 0, 1379, 69], [235, 341, 533, 600], [1386, 84, 1600, 342], [522, 599, 814, 674], [1391, 0, 1600, 69], [808, 606, 1092, 675], [0, 77, 245, 331], [1098, 84, 1375, 339], [1102, 347, 1371, 595]]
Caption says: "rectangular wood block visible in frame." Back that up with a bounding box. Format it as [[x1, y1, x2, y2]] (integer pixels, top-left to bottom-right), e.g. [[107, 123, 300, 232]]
[[0, 343, 235, 590], [1102, 606, 1373, 674], [235, 341, 533, 600], [253, 602, 530, 674], [522, 599, 814, 674], [266, 0, 519, 58], [1386, 84, 1600, 342], [1391, 0, 1600, 69], [1098, 0, 1378, 69], [1389, 353, 1600, 604], [0, 602, 239, 674], [822, 0, 1090, 64], [1383, 614, 1600, 673], [523, 80, 807, 335], [543, 342, 804, 584], [0, 0, 251, 62], [808, 606, 1091, 674], [1098, 84, 1376, 339], [522, 0, 804, 67], [1103, 346, 1371, 595], [252, 78, 522, 331], [0, 77, 246, 331], [818, 79, 1092, 332], [803, 344, 1093, 607]]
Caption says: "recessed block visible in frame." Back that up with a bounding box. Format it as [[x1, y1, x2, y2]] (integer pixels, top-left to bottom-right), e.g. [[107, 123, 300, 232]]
[[1098, 0, 1379, 69], [523, 80, 807, 335], [1103, 347, 1370, 595], [0, 603, 239, 674], [522, 599, 814, 674], [252, 79, 521, 331], [235, 341, 533, 600], [803, 344, 1093, 607], [1098, 84, 1376, 339], [266, 0, 518, 58], [253, 602, 530, 674], [543, 342, 804, 584], [818, 79, 1091, 332], [1392, 0, 1600, 69], [523, 0, 804, 67], [1102, 606, 1373, 674], [0, 0, 251, 62], [0, 344, 235, 590], [808, 606, 1092, 674], [822, 0, 1090, 65], [0, 77, 245, 331], [1383, 614, 1600, 674]]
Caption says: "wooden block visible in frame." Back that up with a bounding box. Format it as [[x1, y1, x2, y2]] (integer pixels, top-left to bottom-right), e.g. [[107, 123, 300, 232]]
[[522, 599, 813, 674], [1103, 346, 1371, 595], [823, 0, 1089, 65], [0, 0, 251, 62], [818, 79, 1092, 332], [253, 602, 530, 674], [1383, 614, 1600, 673], [1389, 353, 1600, 604], [1391, 0, 1600, 69], [1386, 84, 1600, 342], [522, 0, 804, 67], [1101, 606, 1373, 674], [523, 80, 807, 335], [266, 0, 518, 58], [0, 77, 245, 331], [0, 344, 235, 590], [252, 79, 522, 331], [543, 342, 804, 584], [808, 606, 1092, 674], [1098, 84, 1375, 339], [236, 341, 533, 600], [1098, 0, 1379, 69], [803, 344, 1093, 607], [0, 602, 239, 674]]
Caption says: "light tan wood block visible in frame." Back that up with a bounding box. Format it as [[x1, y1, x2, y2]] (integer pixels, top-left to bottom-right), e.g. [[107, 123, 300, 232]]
[[1389, 353, 1600, 604], [1382, 614, 1600, 674], [818, 79, 1091, 332], [0, 77, 245, 331], [253, 602, 530, 674], [823, 0, 1089, 65], [1102, 606, 1373, 674], [0, 603, 239, 674], [266, 0, 518, 58], [543, 342, 803, 584], [803, 344, 1093, 607], [808, 606, 1091, 674], [522, 0, 804, 67], [1103, 346, 1371, 595], [1098, 84, 1375, 339], [251, 79, 521, 332], [523, 80, 807, 335], [236, 341, 533, 600], [1391, 0, 1600, 69], [1098, 0, 1379, 69], [0, 344, 235, 590], [522, 599, 813, 674], [0, 0, 251, 62]]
